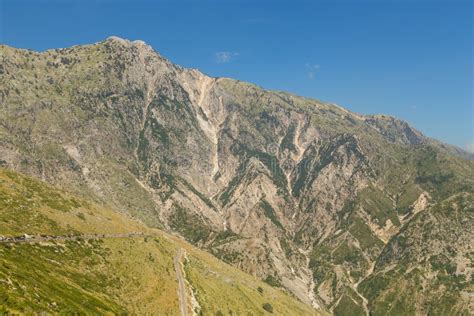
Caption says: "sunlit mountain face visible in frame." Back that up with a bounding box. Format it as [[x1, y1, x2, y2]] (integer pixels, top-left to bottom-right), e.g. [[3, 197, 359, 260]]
[[0, 37, 472, 315]]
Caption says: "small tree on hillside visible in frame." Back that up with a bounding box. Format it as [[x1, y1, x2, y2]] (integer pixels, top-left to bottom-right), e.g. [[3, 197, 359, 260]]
[[263, 303, 273, 313]]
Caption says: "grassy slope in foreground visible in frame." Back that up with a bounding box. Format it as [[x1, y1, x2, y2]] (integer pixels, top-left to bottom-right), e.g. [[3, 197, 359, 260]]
[[0, 168, 323, 315]]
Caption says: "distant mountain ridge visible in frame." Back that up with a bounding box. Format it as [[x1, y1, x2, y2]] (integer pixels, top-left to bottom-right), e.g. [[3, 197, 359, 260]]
[[0, 37, 472, 314]]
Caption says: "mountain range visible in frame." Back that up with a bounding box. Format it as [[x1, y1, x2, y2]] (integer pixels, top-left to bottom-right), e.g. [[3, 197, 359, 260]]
[[0, 37, 472, 315]]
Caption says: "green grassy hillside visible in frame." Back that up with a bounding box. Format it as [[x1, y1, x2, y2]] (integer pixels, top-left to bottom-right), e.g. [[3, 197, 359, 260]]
[[0, 168, 323, 315]]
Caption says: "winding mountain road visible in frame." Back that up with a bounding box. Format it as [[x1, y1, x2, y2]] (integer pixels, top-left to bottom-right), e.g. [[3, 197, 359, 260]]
[[174, 248, 189, 316], [0, 232, 149, 244]]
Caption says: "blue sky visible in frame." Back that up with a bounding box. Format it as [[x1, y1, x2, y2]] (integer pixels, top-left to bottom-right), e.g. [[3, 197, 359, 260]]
[[1, 0, 472, 150]]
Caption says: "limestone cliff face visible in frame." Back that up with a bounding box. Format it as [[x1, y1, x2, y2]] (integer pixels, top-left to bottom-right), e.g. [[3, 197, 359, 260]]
[[1, 37, 472, 314]]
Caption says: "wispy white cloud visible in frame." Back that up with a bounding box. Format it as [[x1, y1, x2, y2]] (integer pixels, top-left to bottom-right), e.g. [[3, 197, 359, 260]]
[[215, 51, 239, 64], [465, 142, 474, 154], [305, 63, 320, 79]]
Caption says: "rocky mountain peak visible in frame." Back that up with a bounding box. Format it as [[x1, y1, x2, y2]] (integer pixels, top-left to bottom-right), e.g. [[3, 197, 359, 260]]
[[105, 35, 155, 51]]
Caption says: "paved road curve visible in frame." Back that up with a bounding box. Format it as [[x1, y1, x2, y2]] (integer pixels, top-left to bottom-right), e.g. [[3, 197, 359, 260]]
[[174, 248, 189, 316]]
